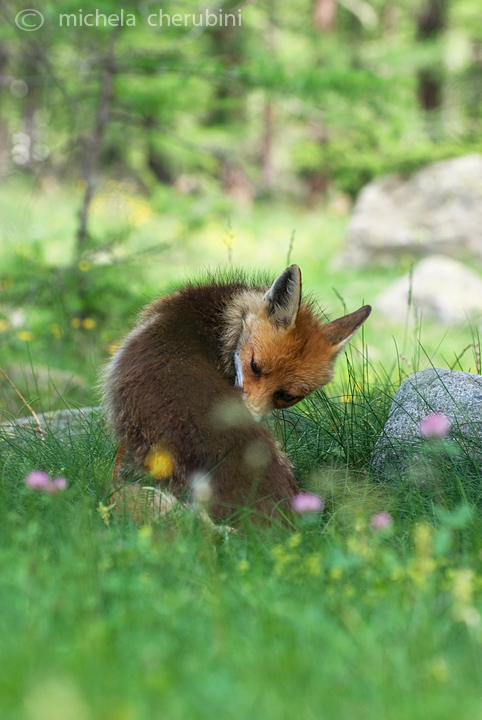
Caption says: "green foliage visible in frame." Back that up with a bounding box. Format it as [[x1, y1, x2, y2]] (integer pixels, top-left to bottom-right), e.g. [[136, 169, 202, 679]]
[[2, 0, 482, 197], [3, 394, 482, 719]]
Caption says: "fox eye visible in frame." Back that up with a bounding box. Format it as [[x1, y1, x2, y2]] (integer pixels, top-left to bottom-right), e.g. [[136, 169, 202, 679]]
[[274, 390, 301, 403], [274, 391, 302, 406], [250, 357, 261, 378]]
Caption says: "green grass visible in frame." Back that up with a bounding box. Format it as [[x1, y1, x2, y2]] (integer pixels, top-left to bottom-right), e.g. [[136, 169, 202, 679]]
[[3, 179, 482, 718], [2, 357, 482, 720]]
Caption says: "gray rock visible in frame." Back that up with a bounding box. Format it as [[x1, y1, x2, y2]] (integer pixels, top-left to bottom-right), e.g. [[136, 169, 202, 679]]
[[377, 255, 482, 324], [343, 154, 482, 267], [0, 407, 102, 448], [371, 368, 482, 481]]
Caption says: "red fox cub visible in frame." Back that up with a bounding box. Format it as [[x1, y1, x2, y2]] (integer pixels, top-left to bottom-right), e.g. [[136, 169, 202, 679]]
[[103, 265, 371, 521]]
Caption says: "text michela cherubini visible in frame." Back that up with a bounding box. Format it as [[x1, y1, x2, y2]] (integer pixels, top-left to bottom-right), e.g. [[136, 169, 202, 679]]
[[58, 9, 243, 28]]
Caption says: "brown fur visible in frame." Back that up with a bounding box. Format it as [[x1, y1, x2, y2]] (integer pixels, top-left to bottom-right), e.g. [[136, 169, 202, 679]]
[[102, 267, 371, 522]]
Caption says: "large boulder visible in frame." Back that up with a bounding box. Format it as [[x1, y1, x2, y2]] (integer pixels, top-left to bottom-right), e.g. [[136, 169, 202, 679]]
[[371, 368, 482, 481], [376, 255, 482, 324], [343, 154, 482, 267]]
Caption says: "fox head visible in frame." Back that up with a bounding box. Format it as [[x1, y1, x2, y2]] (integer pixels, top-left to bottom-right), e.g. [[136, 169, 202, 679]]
[[233, 265, 371, 419]]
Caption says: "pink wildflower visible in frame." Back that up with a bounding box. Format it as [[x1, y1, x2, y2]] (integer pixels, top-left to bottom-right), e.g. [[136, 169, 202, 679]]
[[25, 471, 68, 494], [51, 477, 68, 492], [419, 412, 451, 438], [25, 471, 52, 491], [291, 492, 324, 515], [370, 511, 393, 531]]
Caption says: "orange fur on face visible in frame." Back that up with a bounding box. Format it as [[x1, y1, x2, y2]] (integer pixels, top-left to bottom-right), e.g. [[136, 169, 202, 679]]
[[238, 305, 339, 418]]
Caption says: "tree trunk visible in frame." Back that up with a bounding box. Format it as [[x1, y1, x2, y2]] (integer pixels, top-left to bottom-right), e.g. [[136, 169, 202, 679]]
[[313, 0, 337, 31], [75, 30, 118, 317], [416, 0, 449, 112]]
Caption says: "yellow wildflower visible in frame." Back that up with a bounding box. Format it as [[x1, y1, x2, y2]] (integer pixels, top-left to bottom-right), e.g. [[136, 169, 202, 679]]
[[413, 523, 433, 555], [17, 331, 34, 341], [288, 533, 302, 549], [128, 200, 153, 227], [408, 523, 435, 586], [305, 554, 322, 576], [271, 545, 292, 576], [146, 445, 175, 480], [237, 560, 250, 574], [97, 501, 116, 527], [138, 525, 152, 541], [451, 569, 475, 605]]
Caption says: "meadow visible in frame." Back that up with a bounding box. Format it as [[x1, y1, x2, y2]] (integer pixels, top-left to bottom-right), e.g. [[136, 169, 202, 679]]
[[2, 181, 482, 719], [1, 177, 480, 413]]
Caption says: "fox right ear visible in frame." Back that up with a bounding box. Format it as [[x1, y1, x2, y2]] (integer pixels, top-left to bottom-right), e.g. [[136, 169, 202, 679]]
[[323, 305, 372, 355], [263, 265, 301, 328]]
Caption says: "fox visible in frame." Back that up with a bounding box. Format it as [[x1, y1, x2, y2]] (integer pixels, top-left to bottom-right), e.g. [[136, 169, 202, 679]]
[[102, 265, 371, 522]]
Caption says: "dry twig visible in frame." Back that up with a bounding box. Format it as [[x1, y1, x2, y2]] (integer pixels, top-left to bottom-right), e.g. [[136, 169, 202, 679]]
[[0, 366, 45, 438], [450, 343, 482, 374]]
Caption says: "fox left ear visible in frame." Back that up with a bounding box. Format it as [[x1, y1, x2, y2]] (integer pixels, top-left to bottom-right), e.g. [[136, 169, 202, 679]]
[[263, 265, 302, 328], [324, 305, 372, 354]]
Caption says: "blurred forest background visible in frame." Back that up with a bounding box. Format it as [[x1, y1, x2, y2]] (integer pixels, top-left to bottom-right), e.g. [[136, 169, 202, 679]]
[[0, 0, 481, 413]]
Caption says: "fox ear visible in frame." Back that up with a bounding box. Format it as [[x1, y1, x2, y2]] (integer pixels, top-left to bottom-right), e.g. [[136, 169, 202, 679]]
[[324, 305, 372, 354], [263, 265, 302, 328]]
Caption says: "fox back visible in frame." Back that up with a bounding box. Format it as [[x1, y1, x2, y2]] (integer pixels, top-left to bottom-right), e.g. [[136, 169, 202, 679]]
[[103, 265, 371, 521]]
